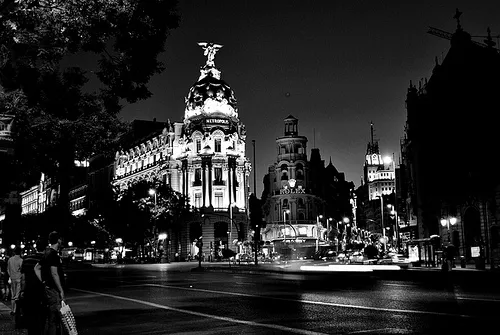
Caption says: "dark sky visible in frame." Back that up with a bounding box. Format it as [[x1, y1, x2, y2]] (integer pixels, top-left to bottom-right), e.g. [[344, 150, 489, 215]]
[[120, 0, 500, 196]]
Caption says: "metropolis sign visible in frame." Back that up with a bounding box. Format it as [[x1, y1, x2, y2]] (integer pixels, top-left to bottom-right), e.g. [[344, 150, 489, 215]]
[[206, 118, 229, 125]]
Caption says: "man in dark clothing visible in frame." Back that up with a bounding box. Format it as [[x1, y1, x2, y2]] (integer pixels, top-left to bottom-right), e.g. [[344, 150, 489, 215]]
[[21, 239, 47, 334], [35, 232, 65, 335]]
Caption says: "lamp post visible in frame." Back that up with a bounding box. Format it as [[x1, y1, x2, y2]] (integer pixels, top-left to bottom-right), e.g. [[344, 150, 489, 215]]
[[229, 202, 236, 252], [376, 196, 387, 253], [283, 209, 290, 242], [316, 215, 323, 252], [440, 217, 457, 242], [327, 218, 333, 243], [149, 189, 157, 206]]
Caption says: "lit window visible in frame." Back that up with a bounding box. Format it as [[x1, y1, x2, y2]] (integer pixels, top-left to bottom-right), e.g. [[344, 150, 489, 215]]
[[195, 193, 202, 208], [215, 138, 221, 152], [196, 139, 201, 153], [215, 192, 223, 208]]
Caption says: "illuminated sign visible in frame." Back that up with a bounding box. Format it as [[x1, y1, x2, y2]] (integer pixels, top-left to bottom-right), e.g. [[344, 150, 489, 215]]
[[206, 119, 229, 125], [280, 188, 305, 195]]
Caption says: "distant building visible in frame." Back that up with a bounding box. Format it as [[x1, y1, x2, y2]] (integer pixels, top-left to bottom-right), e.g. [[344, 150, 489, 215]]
[[400, 14, 500, 267], [355, 123, 397, 248], [261, 116, 354, 257]]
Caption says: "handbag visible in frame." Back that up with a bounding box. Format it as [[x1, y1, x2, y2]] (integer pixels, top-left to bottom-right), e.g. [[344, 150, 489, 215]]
[[59, 300, 78, 335]]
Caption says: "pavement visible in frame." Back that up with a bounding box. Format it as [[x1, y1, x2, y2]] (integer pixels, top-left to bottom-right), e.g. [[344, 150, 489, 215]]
[[0, 300, 26, 335]]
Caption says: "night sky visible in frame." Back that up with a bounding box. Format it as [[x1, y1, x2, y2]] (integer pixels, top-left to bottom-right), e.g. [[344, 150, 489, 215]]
[[120, 0, 500, 196]]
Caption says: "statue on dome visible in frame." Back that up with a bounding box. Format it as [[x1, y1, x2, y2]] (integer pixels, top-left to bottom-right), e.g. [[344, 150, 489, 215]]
[[198, 42, 223, 68]]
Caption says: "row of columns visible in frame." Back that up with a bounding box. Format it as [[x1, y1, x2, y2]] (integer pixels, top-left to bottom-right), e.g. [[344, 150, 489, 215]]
[[180, 157, 239, 207]]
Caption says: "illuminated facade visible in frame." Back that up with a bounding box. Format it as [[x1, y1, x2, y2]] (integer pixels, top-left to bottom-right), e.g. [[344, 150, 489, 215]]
[[364, 123, 395, 201], [261, 116, 328, 257], [112, 43, 251, 258]]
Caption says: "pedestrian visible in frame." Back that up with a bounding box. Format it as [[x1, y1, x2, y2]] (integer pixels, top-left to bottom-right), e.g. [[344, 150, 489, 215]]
[[445, 244, 456, 271], [7, 246, 23, 316], [21, 239, 47, 334], [34, 231, 65, 335], [1, 257, 11, 301]]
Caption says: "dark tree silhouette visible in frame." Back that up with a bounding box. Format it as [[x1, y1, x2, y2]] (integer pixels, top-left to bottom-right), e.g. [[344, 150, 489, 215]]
[[0, 0, 179, 219]]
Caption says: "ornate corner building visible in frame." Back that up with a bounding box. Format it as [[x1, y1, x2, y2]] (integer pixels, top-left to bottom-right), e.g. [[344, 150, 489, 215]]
[[112, 43, 251, 258], [261, 116, 354, 258]]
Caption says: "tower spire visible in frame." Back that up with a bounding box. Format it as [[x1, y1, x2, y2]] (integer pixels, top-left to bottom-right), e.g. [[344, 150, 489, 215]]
[[370, 121, 374, 145]]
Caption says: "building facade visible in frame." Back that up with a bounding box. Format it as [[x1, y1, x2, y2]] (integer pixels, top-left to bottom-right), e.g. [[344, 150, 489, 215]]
[[261, 116, 354, 258], [400, 16, 500, 267], [112, 43, 251, 259], [355, 123, 398, 250]]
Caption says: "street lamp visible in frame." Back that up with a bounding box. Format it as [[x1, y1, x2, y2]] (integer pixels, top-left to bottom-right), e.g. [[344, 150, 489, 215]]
[[440, 217, 457, 241], [149, 188, 157, 206], [327, 218, 333, 242], [341, 217, 350, 251], [376, 196, 387, 253], [283, 209, 291, 242], [316, 215, 323, 252], [229, 202, 236, 252]]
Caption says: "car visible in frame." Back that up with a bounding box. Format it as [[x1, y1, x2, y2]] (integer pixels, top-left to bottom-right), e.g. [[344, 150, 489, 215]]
[[377, 253, 411, 268]]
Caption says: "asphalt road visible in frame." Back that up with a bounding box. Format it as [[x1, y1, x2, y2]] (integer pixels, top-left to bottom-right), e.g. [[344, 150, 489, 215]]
[[52, 262, 500, 334]]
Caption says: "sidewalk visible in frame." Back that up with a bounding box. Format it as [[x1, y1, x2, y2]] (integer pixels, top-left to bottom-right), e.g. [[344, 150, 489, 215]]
[[0, 300, 27, 335]]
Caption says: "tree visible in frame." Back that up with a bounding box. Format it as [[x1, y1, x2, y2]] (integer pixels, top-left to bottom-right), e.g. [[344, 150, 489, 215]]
[[104, 178, 191, 261], [0, 0, 179, 216]]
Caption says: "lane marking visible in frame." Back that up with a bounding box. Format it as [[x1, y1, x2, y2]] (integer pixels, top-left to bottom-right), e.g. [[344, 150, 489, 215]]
[[348, 328, 409, 334], [382, 283, 416, 287], [72, 288, 328, 335], [455, 296, 500, 302]]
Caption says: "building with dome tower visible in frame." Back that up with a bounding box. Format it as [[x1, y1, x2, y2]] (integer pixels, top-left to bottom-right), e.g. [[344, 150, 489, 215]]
[[261, 116, 354, 259], [112, 42, 251, 260]]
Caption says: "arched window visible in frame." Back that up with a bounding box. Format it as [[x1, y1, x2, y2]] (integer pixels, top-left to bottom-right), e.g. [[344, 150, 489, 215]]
[[296, 163, 304, 180], [298, 198, 304, 208], [283, 199, 289, 208], [281, 164, 289, 180], [298, 212, 305, 220]]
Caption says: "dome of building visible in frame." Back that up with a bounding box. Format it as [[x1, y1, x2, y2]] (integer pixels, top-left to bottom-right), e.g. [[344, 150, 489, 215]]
[[184, 71, 238, 121], [184, 43, 238, 121]]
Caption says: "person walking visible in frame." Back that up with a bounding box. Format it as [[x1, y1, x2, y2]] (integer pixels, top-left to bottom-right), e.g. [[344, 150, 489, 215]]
[[21, 239, 47, 334], [35, 232, 65, 335], [444, 243, 456, 272], [7, 246, 23, 316]]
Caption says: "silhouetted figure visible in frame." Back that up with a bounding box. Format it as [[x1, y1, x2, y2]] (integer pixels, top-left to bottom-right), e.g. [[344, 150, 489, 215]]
[[21, 240, 47, 334], [35, 231, 65, 335], [7, 246, 23, 315]]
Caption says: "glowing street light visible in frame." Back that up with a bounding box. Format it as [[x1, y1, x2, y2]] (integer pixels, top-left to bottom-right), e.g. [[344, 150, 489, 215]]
[[283, 209, 291, 241], [229, 202, 237, 252], [68, 241, 73, 247], [149, 188, 157, 206], [441, 217, 457, 241], [316, 215, 323, 252]]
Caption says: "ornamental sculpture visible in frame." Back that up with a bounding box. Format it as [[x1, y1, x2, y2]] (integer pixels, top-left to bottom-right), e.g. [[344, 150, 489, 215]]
[[198, 42, 223, 68]]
